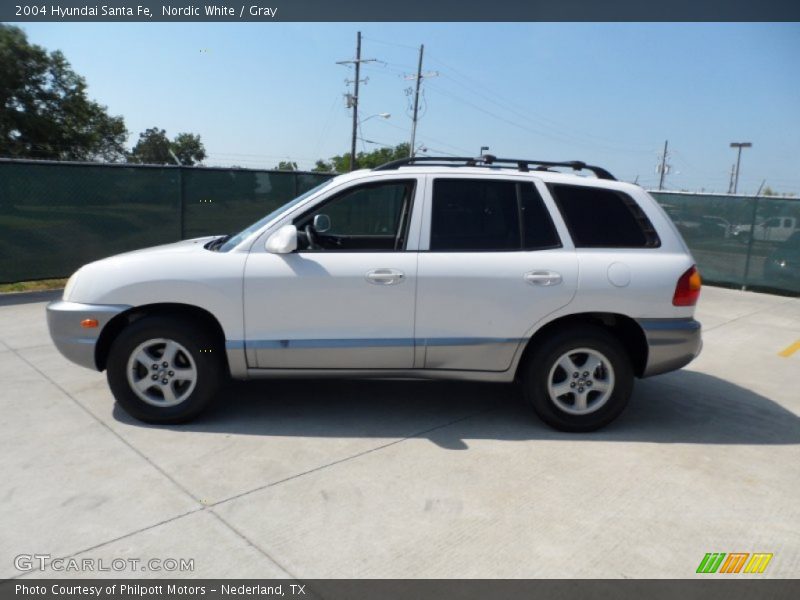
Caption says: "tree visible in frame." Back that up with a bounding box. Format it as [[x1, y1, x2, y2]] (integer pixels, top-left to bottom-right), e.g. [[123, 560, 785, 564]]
[[275, 160, 298, 171], [130, 127, 171, 164], [172, 133, 206, 166], [0, 24, 128, 161], [312, 159, 335, 173], [129, 128, 206, 165], [313, 142, 410, 173]]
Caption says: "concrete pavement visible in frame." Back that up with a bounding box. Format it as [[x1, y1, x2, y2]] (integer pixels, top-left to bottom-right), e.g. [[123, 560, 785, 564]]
[[1, 286, 798, 579]]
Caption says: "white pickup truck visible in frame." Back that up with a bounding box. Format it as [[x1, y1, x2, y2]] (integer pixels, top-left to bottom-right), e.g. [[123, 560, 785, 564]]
[[47, 156, 702, 431], [733, 216, 798, 243]]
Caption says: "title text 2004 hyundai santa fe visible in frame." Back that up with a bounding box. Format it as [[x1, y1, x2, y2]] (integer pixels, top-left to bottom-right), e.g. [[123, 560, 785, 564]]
[[47, 156, 702, 431]]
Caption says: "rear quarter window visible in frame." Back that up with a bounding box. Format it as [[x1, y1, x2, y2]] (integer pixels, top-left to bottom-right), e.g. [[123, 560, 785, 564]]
[[548, 184, 660, 248]]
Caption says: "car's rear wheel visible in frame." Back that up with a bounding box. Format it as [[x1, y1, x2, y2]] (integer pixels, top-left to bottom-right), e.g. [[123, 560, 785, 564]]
[[522, 326, 633, 432], [106, 316, 222, 423]]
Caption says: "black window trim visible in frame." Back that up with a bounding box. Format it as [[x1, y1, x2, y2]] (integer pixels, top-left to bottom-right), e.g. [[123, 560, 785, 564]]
[[292, 178, 418, 253], [426, 178, 563, 253]]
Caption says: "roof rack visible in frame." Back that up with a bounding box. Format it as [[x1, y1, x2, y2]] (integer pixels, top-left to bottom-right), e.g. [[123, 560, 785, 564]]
[[373, 154, 616, 181]]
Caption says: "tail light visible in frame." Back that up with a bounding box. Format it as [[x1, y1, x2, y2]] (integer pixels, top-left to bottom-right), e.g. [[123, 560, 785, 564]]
[[673, 265, 702, 306]]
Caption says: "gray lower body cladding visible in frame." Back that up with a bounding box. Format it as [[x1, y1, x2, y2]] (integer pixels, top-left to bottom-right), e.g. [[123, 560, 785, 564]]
[[637, 318, 702, 377]]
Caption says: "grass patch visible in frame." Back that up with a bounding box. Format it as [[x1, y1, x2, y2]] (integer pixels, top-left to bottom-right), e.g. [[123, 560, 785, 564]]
[[0, 278, 68, 293]]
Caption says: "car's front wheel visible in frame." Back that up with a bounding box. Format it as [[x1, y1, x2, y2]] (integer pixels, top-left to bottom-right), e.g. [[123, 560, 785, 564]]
[[106, 316, 222, 423], [522, 326, 633, 432]]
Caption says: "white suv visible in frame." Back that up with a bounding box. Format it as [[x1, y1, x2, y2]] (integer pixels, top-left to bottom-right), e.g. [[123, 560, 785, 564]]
[[47, 156, 702, 431]]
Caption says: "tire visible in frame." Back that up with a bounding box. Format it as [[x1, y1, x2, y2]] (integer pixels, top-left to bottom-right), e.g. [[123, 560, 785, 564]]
[[521, 325, 633, 432], [106, 316, 223, 424]]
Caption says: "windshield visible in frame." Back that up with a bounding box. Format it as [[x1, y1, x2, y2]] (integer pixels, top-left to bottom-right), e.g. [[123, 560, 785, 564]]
[[217, 179, 334, 252]]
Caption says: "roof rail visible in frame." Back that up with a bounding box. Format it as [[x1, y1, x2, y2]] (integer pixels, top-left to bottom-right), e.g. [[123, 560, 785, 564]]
[[373, 154, 616, 180]]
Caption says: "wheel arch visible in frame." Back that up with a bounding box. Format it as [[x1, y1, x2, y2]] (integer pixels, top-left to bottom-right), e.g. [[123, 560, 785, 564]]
[[95, 303, 228, 374], [514, 312, 648, 380]]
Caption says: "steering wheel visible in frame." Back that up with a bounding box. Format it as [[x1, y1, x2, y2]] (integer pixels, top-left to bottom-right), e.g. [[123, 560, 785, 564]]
[[304, 224, 319, 250]]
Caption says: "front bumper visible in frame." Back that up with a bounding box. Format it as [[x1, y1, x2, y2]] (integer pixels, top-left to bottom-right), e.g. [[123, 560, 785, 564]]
[[46, 301, 130, 370], [637, 318, 702, 377]]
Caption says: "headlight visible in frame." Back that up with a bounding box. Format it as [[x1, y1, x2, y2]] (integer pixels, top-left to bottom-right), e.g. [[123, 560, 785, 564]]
[[63, 270, 81, 301]]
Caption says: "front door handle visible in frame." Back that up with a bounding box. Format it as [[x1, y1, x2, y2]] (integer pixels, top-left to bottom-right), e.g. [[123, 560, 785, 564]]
[[366, 268, 406, 286], [524, 270, 562, 286]]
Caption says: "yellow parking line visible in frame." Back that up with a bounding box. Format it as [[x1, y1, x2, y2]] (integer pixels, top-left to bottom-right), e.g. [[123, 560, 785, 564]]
[[778, 341, 800, 358]]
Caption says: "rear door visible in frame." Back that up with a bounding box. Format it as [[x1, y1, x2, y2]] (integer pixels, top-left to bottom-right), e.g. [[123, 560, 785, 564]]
[[414, 175, 578, 371]]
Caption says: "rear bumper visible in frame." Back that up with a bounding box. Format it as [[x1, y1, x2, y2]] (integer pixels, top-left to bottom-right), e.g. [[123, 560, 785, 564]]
[[46, 301, 130, 370], [637, 318, 702, 377]]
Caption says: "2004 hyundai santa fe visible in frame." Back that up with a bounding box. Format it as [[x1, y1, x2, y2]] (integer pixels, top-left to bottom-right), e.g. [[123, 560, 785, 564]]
[[47, 155, 703, 431]]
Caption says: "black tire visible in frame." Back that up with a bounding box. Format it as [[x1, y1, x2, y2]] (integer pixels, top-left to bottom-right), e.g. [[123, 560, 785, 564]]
[[521, 325, 633, 432], [106, 315, 223, 424]]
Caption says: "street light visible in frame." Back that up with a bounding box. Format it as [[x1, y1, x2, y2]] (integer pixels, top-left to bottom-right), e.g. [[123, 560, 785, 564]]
[[480, 145, 489, 156], [351, 113, 390, 170], [729, 142, 752, 194], [361, 112, 391, 123]]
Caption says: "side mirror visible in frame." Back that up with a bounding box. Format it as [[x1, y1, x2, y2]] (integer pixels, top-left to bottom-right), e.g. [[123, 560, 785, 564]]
[[265, 225, 298, 254], [313, 214, 331, 234]]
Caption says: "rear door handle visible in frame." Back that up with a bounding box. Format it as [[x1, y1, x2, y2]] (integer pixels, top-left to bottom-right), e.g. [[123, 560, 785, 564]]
[[524, 270, 562, 286], [366, 268, 406, 285]]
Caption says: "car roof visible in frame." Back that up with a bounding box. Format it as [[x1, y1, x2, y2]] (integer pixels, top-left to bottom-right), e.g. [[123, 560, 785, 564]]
[[332, 165, 644, 194]]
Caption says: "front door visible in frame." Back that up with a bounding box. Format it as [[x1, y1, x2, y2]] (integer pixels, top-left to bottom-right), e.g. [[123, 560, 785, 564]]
[[243, 178, 421, 369]]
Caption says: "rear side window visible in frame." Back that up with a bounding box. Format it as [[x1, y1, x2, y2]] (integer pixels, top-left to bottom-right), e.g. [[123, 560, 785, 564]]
[[548, 184, 660, 248], [520, 184, 561, 250], [430, 179, 560, 251]]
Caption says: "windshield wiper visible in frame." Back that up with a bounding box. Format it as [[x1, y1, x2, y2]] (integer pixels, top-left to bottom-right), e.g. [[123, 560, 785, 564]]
[[206, 234, 231, 251]]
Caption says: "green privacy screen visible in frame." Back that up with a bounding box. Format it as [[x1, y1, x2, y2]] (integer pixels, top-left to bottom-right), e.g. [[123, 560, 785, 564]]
[[0, 159, 797, 296], [0, 160, 332, 283], [650, 192, 800, 295], [0, 161, 180, 283]]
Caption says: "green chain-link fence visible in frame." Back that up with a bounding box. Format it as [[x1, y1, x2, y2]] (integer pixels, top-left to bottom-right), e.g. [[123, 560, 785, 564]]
[[650, 192, 800, 295], [0, 159, 332, 283], [1, 159, 798, 295]]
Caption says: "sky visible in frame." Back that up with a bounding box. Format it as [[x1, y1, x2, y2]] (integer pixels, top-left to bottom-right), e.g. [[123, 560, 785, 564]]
[[11, 22, 800, 194]]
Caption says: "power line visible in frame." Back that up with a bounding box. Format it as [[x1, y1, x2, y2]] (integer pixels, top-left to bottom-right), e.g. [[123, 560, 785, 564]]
[[373, 117, 473, 155], [425, 53, 654, 154], [424, 82, 570, 144], [312, 94, 345, 161], [361, 35, 420, 52]]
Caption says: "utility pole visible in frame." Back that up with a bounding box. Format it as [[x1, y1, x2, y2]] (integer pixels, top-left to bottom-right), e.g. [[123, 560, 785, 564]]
[[350, 32, 361, 172], [657, 140, 669, 190], [727, 164, 736, 194], [336, 32, 377, 171], [729, 142, 752, 194], [405, 44, 438, 158]]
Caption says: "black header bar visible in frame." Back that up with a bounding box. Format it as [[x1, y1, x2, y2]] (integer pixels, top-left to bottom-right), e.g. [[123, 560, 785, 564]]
[[2, 580, 800, 600], [4, 0, 800, 22]]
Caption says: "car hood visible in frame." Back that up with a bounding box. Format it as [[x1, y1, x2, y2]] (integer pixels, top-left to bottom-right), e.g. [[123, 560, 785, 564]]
[[63, 235, 233, 303], [108, 235, 222, 258]]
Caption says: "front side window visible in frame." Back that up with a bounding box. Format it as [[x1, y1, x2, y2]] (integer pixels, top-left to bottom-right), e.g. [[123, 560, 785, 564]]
[[430, 179, 560, 251], [217, 179, 333, 252], [548, 184, 660, 248], [295, 180, 415, 251]]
